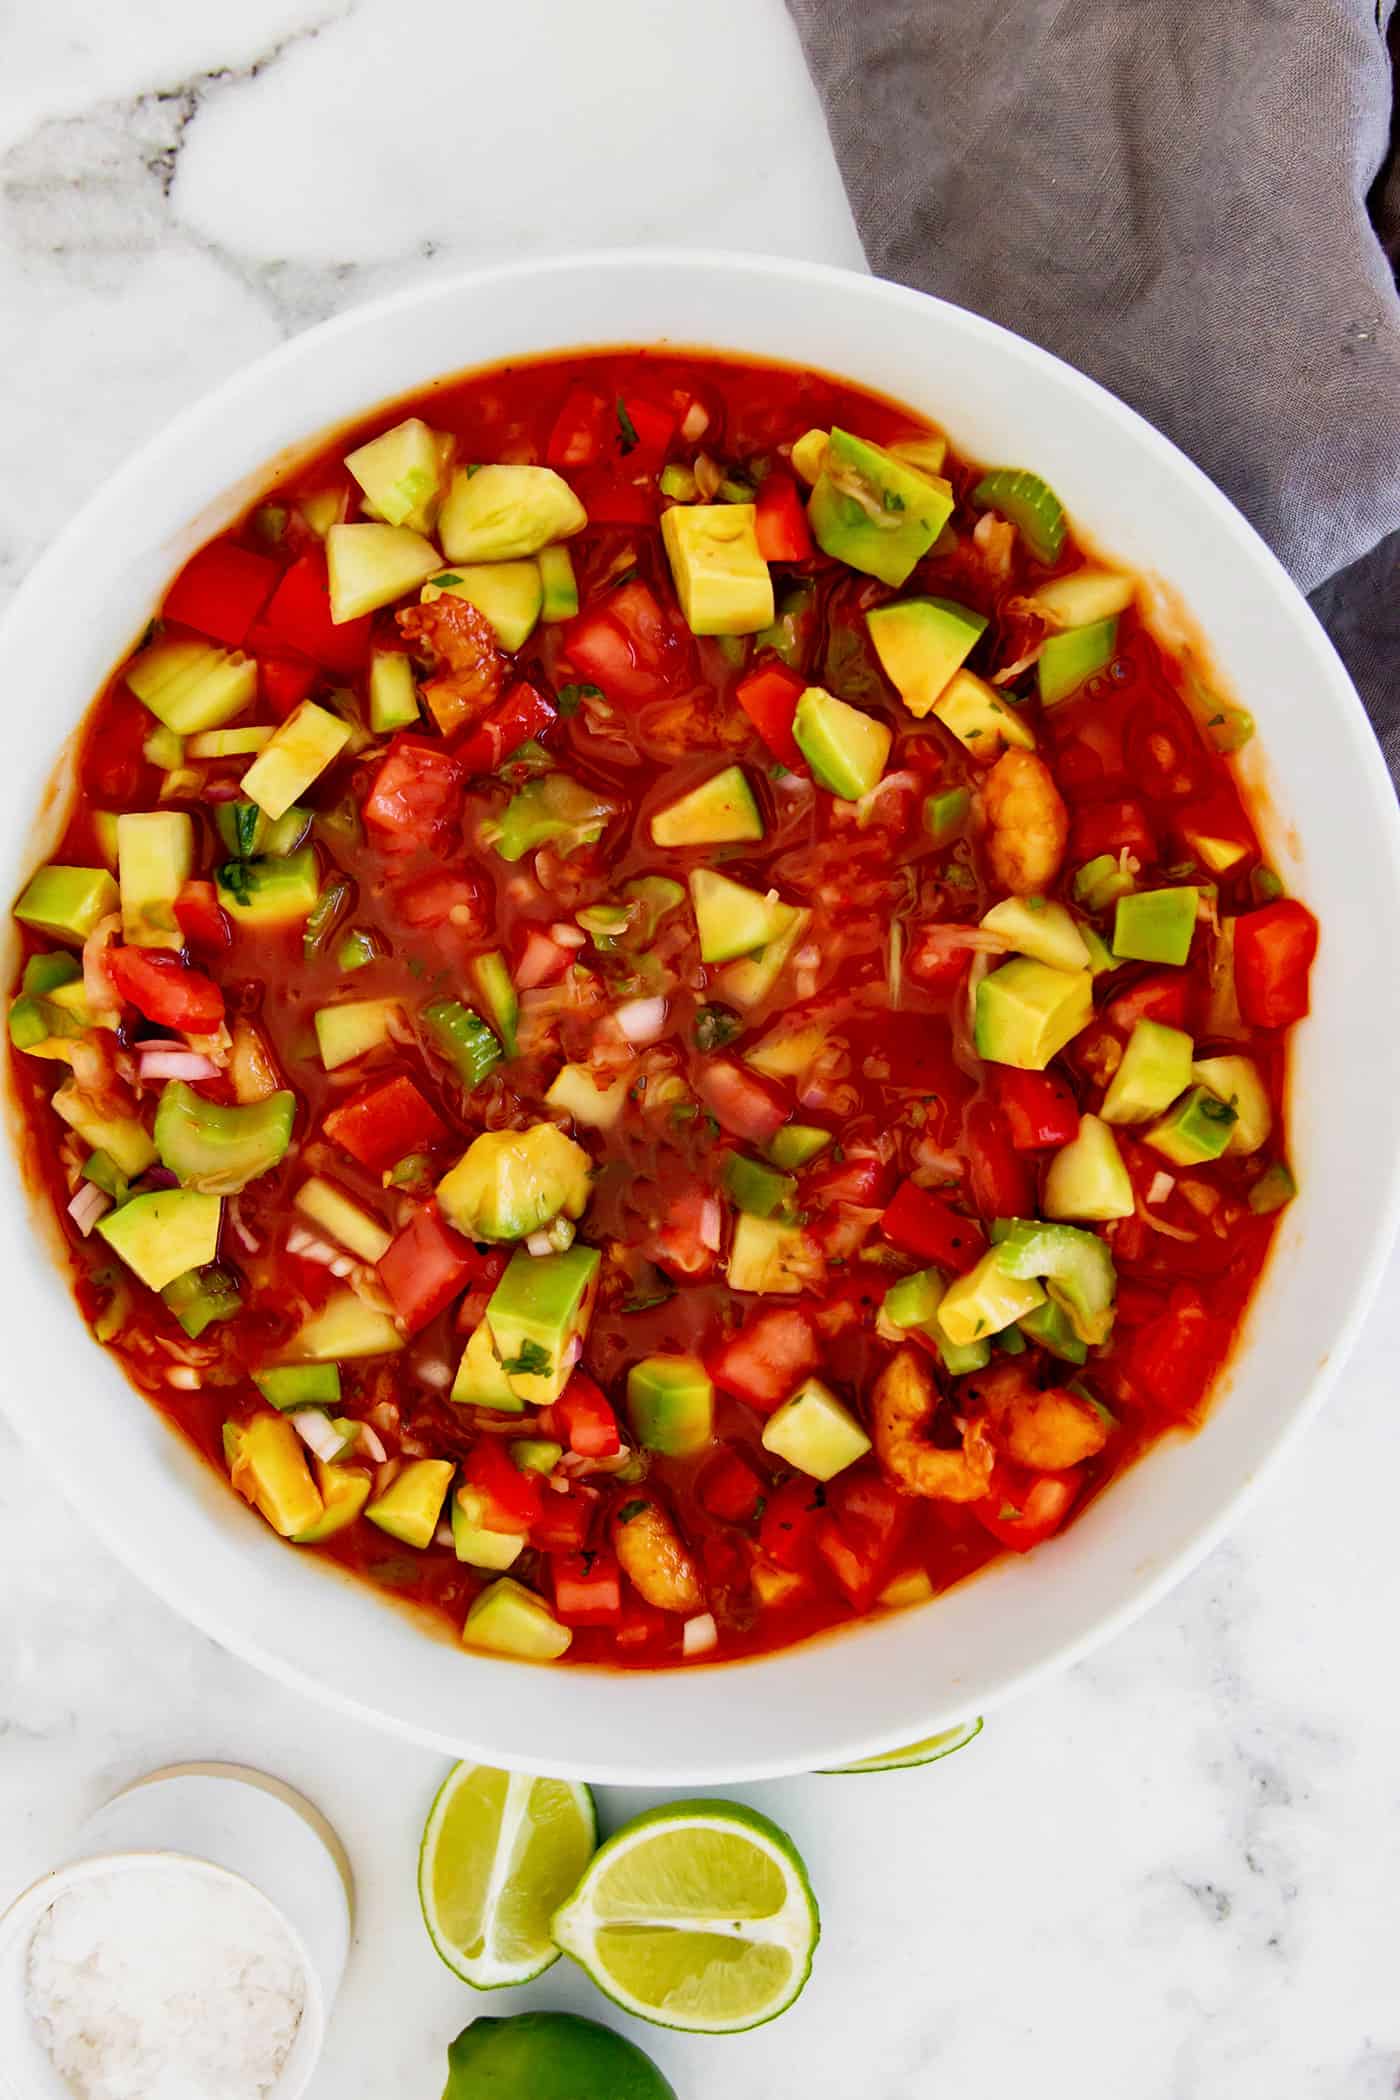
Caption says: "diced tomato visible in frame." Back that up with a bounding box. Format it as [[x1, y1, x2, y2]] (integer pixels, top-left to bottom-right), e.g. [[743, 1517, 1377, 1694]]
[[698, 1447, 766, 1523], [551, 1550, 623, 1626], [880, 1179, 986, 1274], [695, 1060, 788, 1145], [546, 386, 609, 467], [613, 395, 675, 472], [322, 1074, 448, 1173], [802, 1154, 894, 1209], [1233, 900, 1318, 1028], [547, 387, 674, 475], [734, 663, 806, 772], [652, 1187, 721, 1282], [755, 472, 813, 563], [614, 1595, 669, 1651], [568, 472, 657, 527], [1106, 971, 1192, 1033], [1069, 798, 1157, 865], [463, 1437, 542, 1535], [907, 931, 976, 996], [759, 1474, 827, 1571], [258, 655, 319, 718], [964, 1101, 1035, 1219], [876, 1014, 974, 1106], [454, 681, 557, 772], [362, 739, 464, 853], [89, 691, 154, 803], [173, 880, 231, 953], [106, 947, 224, 1033], [513, 925, 574, 989], [530, 1485, 597, 1555], [393, 871, 491, 937], [972, 1461, 1080, 1553], [1126, 1284, 1230, 1418], [377, 1203, 480, 1334], [553, 1373, 621, 1458], [562, 582, 690, 705], [815, 1470, 908, 1610], [253, 552, 371, 674], [988, 1068, 1080, 1151], [163, 541, 277, 649], [707, 1307, 818, 1411]]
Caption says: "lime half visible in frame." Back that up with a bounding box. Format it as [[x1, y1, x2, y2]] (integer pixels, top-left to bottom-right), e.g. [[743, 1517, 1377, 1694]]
[[551, 1799, 819, 2034], [820, 1716, 984, 1774], [444, 2012, 676, 2100], [419, 1761, 596, 1988]]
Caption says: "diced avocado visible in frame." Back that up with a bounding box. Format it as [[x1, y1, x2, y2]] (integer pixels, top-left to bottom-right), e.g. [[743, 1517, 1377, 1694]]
[[368, 650, 420, 734], [627, 1354, 715, 1457], [974, 959, 1093, 1069], [980, 896, 1090, 972], [126, 635, 258, 734], [292, 1459, 372, 1544], [790, 430, 830, 485], [1081, 924, 1118, 975], [161, 1262, 241, 1339], [1043, 1113, 1135, 1221], [438, 464, 586, 563], [365, 1457, 454, 1550], [511, 1438, 563, 1474], [722, 1152, 796, 1218], [313, 997, 402, 1071], [1032, 566, 1136, 629], [793, 685, 892, 801], [485, 1245, 602, 1406], [326, 523, 442, 622], [727, 1213, 812, 1295], [421, 1000, 502, 1090], [971, 468, 1066, 565], [933, 669, 1036, 762], [808, 428, 955, 586], [226, 1413, 323, 1538], [1018, 1298, 1088, 1366], [1249, 1161, 1296, 1215], [544, 1061, 630, 1130], [92, 812, 121, 870], [937, 1247, 1046, 1349], [155, 1081, 295, 1193], [451, 1486, 527, 1570], [450, 1320, 526, 1414], [97, 1189, 222, 1292], [14, 865, 120, 945], [52, 1081, 157, 1177], [879, 1265, 991, 1375], [491, 773, 616, 862], [23, 951, 82, 996], [1073, 854, 1135, 912], [866, 597, 988, 718], [538, 544, 580, 624], [1183, 829, 1249, 876], [1101, 1020, 1194, 1124], [1038, 616, 1119, 705], [878, 1567, 936, 1610], [294, 1177, 392, 1262], [766, 1123, 832, 1170], [241, 702, 350, 821], [761, 1375, 871, 1481], [468, 952, 518, 1059], [186, 725, 274, 760], [690, 869, 798, 965], [287, 1291, 405, 1362], [715, 906, 811, 1008], [143, 723, 185, 771], [297, 489, 349, 539], [651, 765, 763, 847], [745, 1020, 829, 1081], [925, 787, 972, 849], [12, 975, 114, 1056], [463, 1576, 573, 1660], [436, 1124, 592, 1243], [888, 433, 950, 477], [344, 417, 453, 532], [422, 562, 543, 652], [1113, 887, 1199, 967], [991, 1217, 1117, 1345], [1191, 1055, 1271, 1156], [660, 503, 773, 636], [255, 1363, 342, 1411], [216, 848, 320, 928], [1144, 1085, 1238, 1166]]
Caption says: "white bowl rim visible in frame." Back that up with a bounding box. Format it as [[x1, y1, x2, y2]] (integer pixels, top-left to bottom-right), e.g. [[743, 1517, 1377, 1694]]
[[2, 245, 1398, 1782]]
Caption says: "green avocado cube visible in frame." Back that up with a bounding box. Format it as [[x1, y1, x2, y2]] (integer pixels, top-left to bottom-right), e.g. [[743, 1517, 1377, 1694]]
[[287, 1291, 404, 1362], [52, 1081, 156, 1178], [1113, 886, 1200, 967], [292, 1460, 371, 1544], [463, 1576, 572, 1660], [436, 1125, 590, 1243], [365, 1457, 454, 1550], [808, 429, 955, 586], [314, 997, 403, 1071], [936, 1247, 1046, 1349], [933, 669, 1037, 761], [1037, 616, 1119, 706], [368, 649, 421, 734], [1191, 1054, 1271, 1156], [627, 1354, 715, 1457], [15, 865, 120, 946], [451, 1488, 526, 1571], [980, 896, 1090, 973], [1073, 853, 1135, 912], [225, 1413, 323, 1538], [866, 596, 987, 718], [422, 562, 544, 652], [793, 685, 892, 800], [766, 1123, 832, 1170], [689, 869, 799, 964], [727, 1213, 812, 1294], [761, 1375, 871, 1481], [450, 1322, 526, 1415], [255, 1364, 342, 1411], [241, 702, 351, 822], [1042, 1114, 1135, 1221], [509, 1438, 564, 1474], [439, 465, 586, 564], [880, 1266, 990, 1375], [660, 503, 773, 636], [538, 544, 580, 624], [722, 1152, 797, 1218], [1144, 1085, 1238, 1166], [117, 812, 194, 951], [161, 1263, 241, 1339], [216, 848, 321, 929], [155, 1082, 296, 1194], [326, 523, 442, 622], [651, 765, 764, 847], [713, 908, 812, 1009], [485, 1245, 602, 1406], [97, 1189, 223, 1292], [1018, 1298, 1088, 1365], [1100, 1020, 1195, 1124], [344, 416, 453, 533], [974, 958, 1094, 1069]]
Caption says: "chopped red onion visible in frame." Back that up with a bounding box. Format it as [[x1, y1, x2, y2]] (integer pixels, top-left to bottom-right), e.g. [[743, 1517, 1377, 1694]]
[[292, 1410, 347, 1463], [682, 1612, 718, 1658], [67, 1182, 111, 1236], [139, 1049, 219, 1082], [615, 996, 667, 1044]]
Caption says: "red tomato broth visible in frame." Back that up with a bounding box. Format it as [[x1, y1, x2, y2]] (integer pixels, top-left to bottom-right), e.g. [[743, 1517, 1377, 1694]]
[[8, 348, 1309, 1672]]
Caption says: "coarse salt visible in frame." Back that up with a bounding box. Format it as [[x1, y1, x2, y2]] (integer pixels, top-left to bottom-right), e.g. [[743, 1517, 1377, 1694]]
[[26, 1862, 306, 2100]]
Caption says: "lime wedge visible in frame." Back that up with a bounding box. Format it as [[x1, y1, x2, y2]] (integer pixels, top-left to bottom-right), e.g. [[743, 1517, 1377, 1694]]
[[445, 2012, 675, 2100], [551, 1799, 819, 2034], [419, 1761, 596, 1988], [820, 1716, 983, 1774]]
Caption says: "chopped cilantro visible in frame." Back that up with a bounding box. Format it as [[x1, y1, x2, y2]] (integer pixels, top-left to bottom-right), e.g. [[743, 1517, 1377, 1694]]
[[693, 1003, 742, 1052], [214, 859, 252, 906], [434, 572, 463, 587], [616, 400, 639, 454], [557, 681, 603, 717], [617, 1498, 649, 1525], [500, 1339, 551, 1377], [882, 489, 906, 513]]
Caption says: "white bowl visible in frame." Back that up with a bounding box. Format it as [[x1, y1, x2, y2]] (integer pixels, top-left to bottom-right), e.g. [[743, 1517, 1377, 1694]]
[[1, 250, 1396, 1783]]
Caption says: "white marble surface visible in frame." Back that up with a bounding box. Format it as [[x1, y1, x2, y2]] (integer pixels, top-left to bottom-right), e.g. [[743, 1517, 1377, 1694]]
[[2, 4, 1398, 2094]]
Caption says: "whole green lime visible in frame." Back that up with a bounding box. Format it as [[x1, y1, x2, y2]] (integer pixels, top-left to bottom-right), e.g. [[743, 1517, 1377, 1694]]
[[443, 2011, 677, 2100]]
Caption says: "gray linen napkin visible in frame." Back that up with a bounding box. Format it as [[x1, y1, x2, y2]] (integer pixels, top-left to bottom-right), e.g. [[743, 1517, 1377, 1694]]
[[786, 0, 1400, 774]]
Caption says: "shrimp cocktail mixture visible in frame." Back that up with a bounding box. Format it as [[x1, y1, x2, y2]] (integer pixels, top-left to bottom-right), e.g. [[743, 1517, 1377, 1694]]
[[9, 351, 1317, 1669]]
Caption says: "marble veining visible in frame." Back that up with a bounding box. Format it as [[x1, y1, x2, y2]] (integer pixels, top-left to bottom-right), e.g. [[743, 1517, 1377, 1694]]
[[1, 4, 1398, 2095]]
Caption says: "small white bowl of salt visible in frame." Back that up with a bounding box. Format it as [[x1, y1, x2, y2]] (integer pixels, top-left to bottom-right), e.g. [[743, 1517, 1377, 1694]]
[[0, 1763, 352, 2100]]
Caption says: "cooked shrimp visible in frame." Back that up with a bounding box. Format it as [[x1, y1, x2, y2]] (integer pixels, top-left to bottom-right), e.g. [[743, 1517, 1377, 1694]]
[[981, 749, 1069, 896], [611, 1497, 704, 1614], [396, 594, 505, 736], [963, 1361, 1108, 1472], [872, 1348, 995, 1503]]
